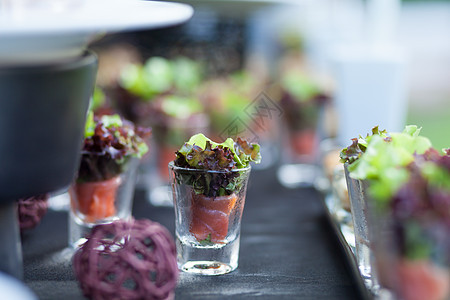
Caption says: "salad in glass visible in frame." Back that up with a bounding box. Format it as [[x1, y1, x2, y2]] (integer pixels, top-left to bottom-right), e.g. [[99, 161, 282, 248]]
[[169, 133, 261, 274], [340, 125, 433, 290], [279, 71, 330, 162], [69, 113, 150, 246]]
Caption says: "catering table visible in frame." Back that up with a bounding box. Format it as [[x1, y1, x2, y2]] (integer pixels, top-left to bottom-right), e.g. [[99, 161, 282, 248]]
[[23, 167, 364, 300]]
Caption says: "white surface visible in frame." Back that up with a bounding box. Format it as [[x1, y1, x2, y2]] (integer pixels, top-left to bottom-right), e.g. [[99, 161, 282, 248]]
[[0, 0, 193, 64], [48, 192, 70, 211], [0, 0, 193, 35], [277, 164, 320, 188], [0, 272, 37, 300], [166, 0, 296, 18]]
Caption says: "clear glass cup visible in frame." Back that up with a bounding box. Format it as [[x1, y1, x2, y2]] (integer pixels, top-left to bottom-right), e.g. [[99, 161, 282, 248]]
[[344, 164, 379, 293], [277, 98, 328, 188], [68, 158, 139, 248], [169, 162, 251, 275]]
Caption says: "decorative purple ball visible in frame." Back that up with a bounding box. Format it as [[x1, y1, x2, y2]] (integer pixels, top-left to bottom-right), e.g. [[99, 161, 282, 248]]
[[73, 218, 179, 300], [18, 194, 49, 231]]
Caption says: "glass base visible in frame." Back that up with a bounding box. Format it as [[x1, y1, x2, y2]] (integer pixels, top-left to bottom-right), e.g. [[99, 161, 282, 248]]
[[277, 164, 320, 188], [148, 184, 173, 207], [176, 236, 239, 276], [68, 211, 120, 248], [68, 211, 94, 248], [181, 261, 233, 275], [48, 192, 70, 211], [355, 240, 381, 293], [355, 239, 372, 276]]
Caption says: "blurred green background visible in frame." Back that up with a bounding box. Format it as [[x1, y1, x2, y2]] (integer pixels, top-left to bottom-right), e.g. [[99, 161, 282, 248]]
[[407, 106, 450, 151]]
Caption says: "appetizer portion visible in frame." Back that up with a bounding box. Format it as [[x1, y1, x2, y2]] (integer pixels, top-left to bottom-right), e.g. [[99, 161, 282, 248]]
[[172, 133, 260, 244], [343, 125, 448, 300], [70, 113, 150, 223], [279, 71, 330, 160]]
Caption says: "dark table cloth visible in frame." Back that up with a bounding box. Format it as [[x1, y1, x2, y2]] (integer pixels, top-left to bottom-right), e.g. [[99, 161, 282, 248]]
[[22, 167, 363, 299]]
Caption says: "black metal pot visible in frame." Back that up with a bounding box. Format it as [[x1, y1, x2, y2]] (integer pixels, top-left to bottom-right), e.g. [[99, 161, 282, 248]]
[[0, 51, 98, 201]]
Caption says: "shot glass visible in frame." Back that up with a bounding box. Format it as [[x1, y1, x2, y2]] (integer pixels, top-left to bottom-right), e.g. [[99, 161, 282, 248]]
[[68, 159, 139, 248], [169, 162, 251, 275], [277, 97, 329, 188]]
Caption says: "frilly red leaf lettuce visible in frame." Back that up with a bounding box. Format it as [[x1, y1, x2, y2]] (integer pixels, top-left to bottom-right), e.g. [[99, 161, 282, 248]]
[[77, 113, 151, 182], [175, 141, 236, 171], [173, 134, 260, 197], [175, 133, 261, 170], [339, 125, 388, 164]]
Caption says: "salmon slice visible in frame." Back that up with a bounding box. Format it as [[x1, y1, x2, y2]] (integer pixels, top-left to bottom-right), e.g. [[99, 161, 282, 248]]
[[190, 193, 238, 243], [70, 176, 121, 223], [397, 259, 450, 300], [290, 129, 317, 157]]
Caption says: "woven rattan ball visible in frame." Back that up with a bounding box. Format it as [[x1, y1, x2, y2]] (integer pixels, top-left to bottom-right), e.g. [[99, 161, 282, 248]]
[[73, 218, 178, 300], [18, 194, 49, 231]]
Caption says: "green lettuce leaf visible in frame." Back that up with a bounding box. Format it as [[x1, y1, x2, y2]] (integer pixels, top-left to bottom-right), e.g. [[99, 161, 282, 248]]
[[349, 125, 432, 202], [119, 64, 154, 100], [119, 56, 204, 100], [100, 114, 123, 128], [160, 95, 203, 119], [90, 87, 105, 112], [84, 111, 95, 138], [172, 57, 203, 94], [179, 133, 261, 168], [235, 137, 262, 167], [143, 57, 174, 94], [281, 71, 320, 102]]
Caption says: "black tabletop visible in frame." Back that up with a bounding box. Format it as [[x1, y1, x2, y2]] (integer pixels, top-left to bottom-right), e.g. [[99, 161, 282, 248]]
[[22, 167, 362, 300]]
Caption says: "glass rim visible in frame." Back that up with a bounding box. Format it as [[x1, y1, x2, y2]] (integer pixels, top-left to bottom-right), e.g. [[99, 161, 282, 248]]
[[168, 161, 251, 174]]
